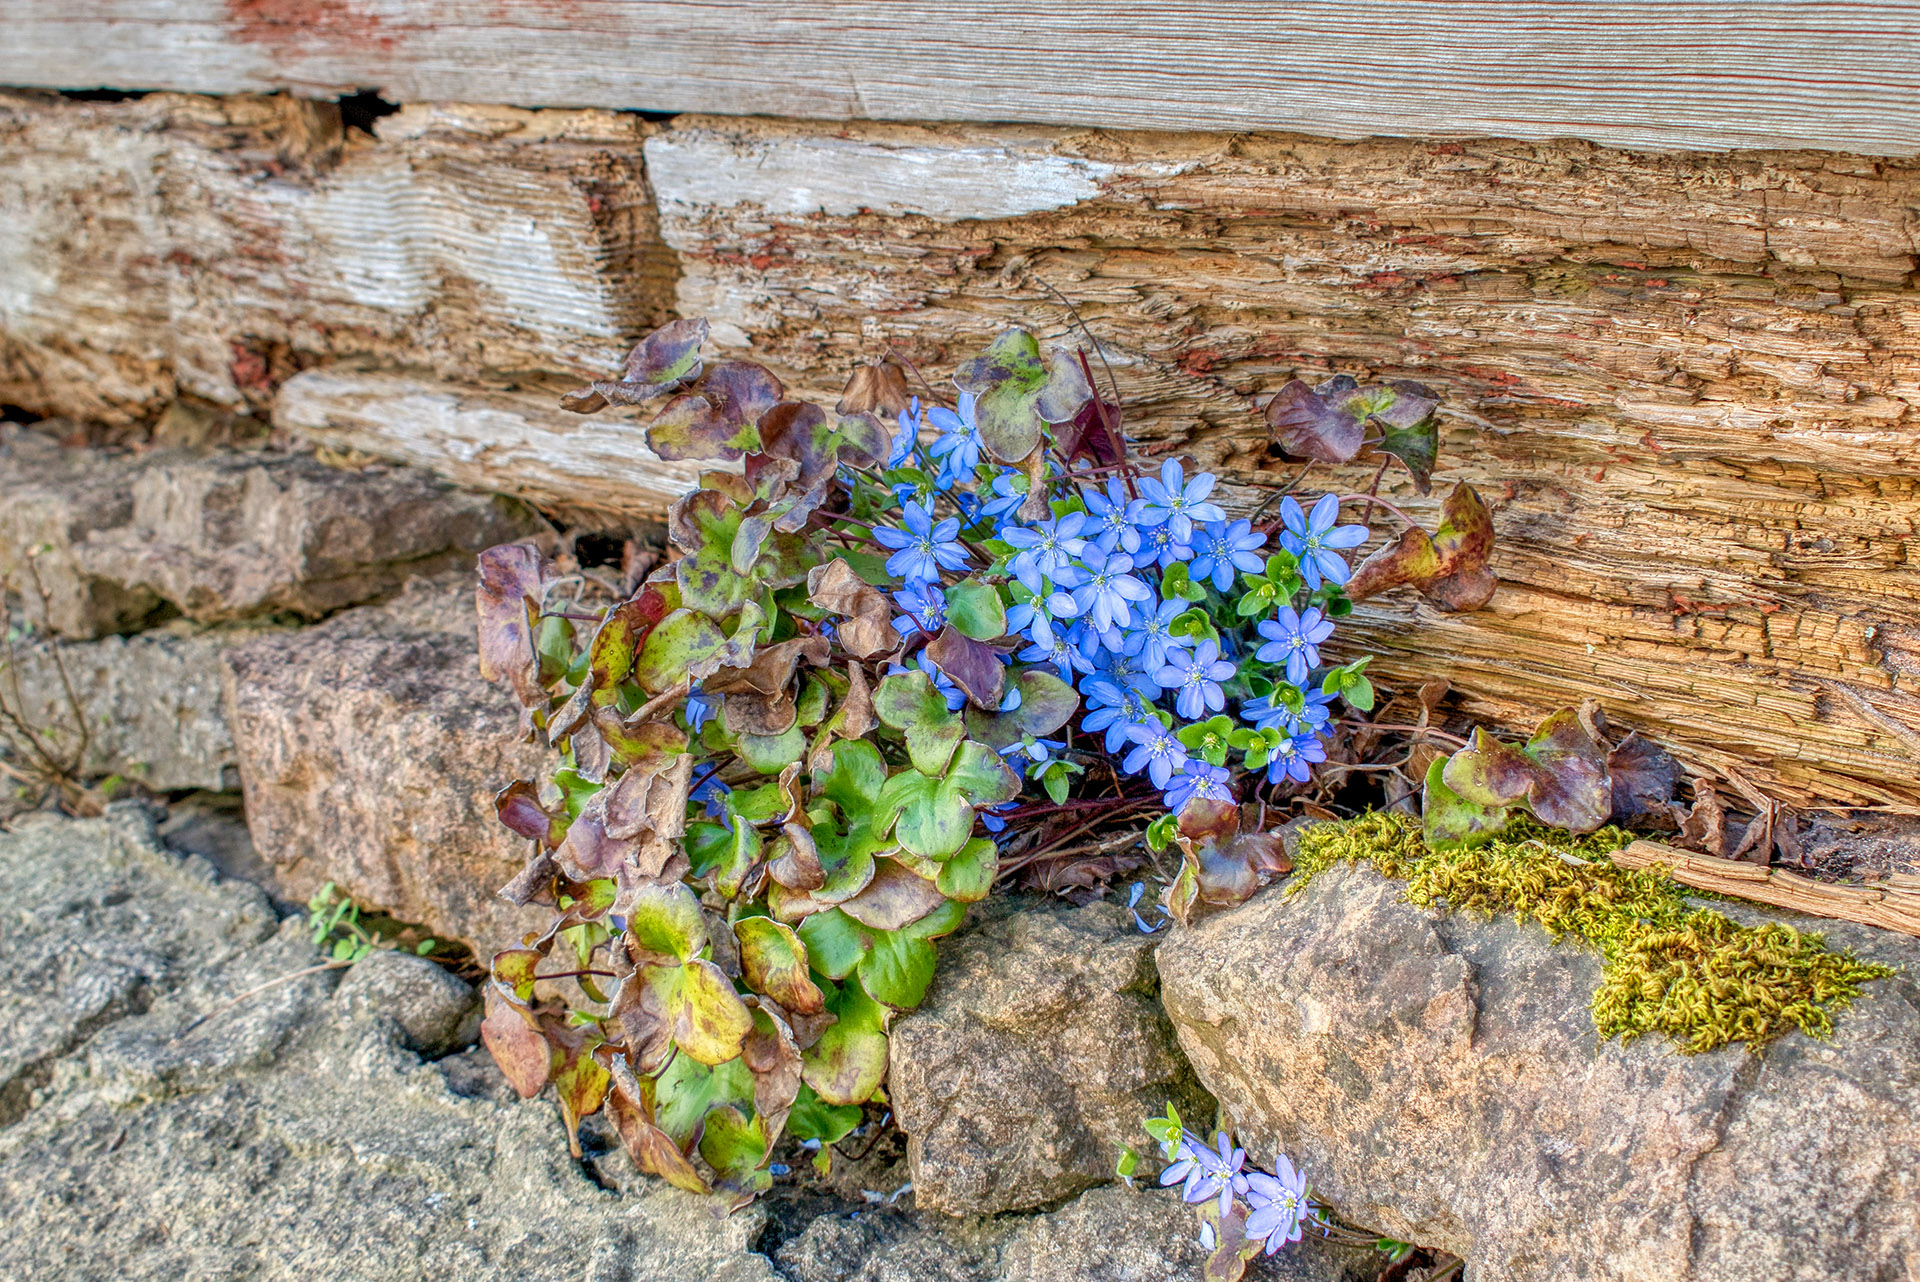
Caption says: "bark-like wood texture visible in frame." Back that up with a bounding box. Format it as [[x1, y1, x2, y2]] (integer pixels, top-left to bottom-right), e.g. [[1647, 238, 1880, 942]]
[[1616, 841, 1920, 937], [648, 117, 1920, 811], [0, 91, 673, 424], [5, 2, 1920, 155], [8, 96, 1920, 811]]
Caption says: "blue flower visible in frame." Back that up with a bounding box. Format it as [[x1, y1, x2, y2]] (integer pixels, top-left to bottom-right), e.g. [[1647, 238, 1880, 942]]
[[1264, 731, 1328, 785], [1243, 687, 1336, 738], [926, 392, 983, 483], [1277, 493, 1369, 590], [1154, 638, 1237, 720], [1123, 720, 1190, 789], [1158, 1130, 1245, 1218], [1059, 547, 1151, 634], [1001, 734, 1064, 764], [1137, 520, 1194, 570], [891, 583, 947, 638], [1093, 642, 1163, 700], [875, 499, 971, 586], [1002, 512, 1089, 596], [683, 685, 717, 734], [691, 772, 731, 825], [887, 397, 921, 467], [1136, 460, 1227, 542], [1189, 519, 1267, 592], [978, 799, 1017, 833], [1122, 596, 1191, 672], [1081, 679, 1155, 752], [1164, 760, 1233, 812], [1243, 1156, 1310, 1254], [1080, 476, 1145, 554], [887, 652, 966, 711], [1017, 613, 1094, 683], [1254, 605, 1336, 686], [977, 469, 1025, 523]]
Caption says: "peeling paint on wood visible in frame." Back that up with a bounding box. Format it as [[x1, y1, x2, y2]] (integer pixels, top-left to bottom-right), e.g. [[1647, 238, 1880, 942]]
[[5, 2, 1920, 156], [0, 92, 674, 423]]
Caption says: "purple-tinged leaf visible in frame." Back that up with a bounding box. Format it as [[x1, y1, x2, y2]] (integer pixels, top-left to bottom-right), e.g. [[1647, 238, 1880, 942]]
[[475, 543, 552, 708], [1264, 375, 1366, 463], [964, 668, 1079, 749], [701, 359, 785, 429], [1609, 732, 1681, 830], [646, 392, 763, 462], [954, 329, 1092, 464], [925, 626, 1005, 711], [838, 858, 946, 932], [1361, 379, 1443, 494], [1421, 756, 1513, 850], [480, 987, 550, 1099], [496, 779, 568, 848], [560, 317, 709, 412]]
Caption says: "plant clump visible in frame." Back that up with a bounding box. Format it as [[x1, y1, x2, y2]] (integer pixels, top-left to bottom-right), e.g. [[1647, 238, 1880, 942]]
[[1289, 811, 1896, 1054]]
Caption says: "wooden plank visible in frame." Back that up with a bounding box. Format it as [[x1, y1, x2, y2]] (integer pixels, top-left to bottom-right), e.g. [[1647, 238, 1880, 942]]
[[1614, 840, 1920, 938], [645, 115, 1920, 809], [0, 91, 673, 423], [5, 3, 1920, 156], [272, 367, 708, 519]]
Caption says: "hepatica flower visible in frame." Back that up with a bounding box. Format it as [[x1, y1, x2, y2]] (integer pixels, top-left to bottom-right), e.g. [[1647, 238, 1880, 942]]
[[1164, 759, 1233, 811], [1189, 518, 1267, 592], [1080, 476, 1145, 554], [1123, 720, 1190, 789], [1081, 679, 1155, 752], [1264, 731, 1327, 785], [876, 499, 970, 586], [1136, 459, 1226, 542], [1242, 1155, 1310, 1253], [1004, 512, 1089, 595], [1156, 638, 1237, 720], [1124, 597, 1190, 672], [927, 391, 983, 482], [1138, 520, 1194, 570], [682, 685, 717, 734], [1018, 613, 1093, 683], [1254, 605, 1335, 686], [977, 469, 1025, 523], [887, 397, 922, 468], [1277, 493, 1369, 590], [1159, 1130, 1246, 1218], [891, 583, 947, 637], [1064, 547, 1151, 634]]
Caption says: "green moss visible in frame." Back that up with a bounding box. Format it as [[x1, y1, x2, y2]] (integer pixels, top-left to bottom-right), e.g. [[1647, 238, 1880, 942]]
[[1290, 812, 1896, 1054]]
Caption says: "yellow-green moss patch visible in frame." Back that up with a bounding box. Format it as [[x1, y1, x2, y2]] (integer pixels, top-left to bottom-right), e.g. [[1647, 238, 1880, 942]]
[[1289, 812, 1895, 1054]]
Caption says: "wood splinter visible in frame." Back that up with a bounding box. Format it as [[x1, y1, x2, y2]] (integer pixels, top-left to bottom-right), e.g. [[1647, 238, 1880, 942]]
[[1613, 840, 1920, 940]]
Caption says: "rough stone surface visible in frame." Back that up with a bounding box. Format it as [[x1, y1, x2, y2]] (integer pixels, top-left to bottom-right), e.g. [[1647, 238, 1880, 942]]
[[333, 948, 482, 1059], [0, 425, 159, 638], [0, 427, 544, 638], [769, 1183, 1378, 1282], [890, 901, 1213, 1215], [0, 809, 278, 1126], [71, 449, 545, 626], [222, 573, 552, 959], [1157, 864, 1920, 1282], [4, 620, 281, 791], [0, 811, 1372, 1282]]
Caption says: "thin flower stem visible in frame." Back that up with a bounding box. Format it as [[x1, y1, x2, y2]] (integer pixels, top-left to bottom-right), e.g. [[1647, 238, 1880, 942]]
[[886, 346, 950, 409], [1358, 456, 1391, 528], [534, 969, 622, 981], [1337, 718, 1468, 747], [1333, 494, 1422, 530]]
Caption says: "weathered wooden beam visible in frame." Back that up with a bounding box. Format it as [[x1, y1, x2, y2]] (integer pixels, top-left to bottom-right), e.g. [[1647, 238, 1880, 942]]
[[272, 367, 707, 520], [0, 91, 673, 423], [1614, 840, 1920, 938], [5, 2, 1920, 156], [646, 116, 1920, 809]]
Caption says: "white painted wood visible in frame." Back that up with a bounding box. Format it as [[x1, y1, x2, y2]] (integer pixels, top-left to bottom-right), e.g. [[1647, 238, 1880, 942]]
[[4, 2, 1919, 155], [273, 368, 710, 516]]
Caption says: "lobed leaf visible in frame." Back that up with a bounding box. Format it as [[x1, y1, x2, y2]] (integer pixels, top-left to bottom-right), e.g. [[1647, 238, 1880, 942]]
[[925, 626, 1005, 710], [735, 916, 827, 1015], [872, 670, 966, 775], [807, 560, 900, 660], [964, 667, 1079, 749], [1264, 375, 1366, 463], [480, 987, 550, 1099], [800, 978, 888, 1106], [561, 317, 709, 413], [475, 543, 552, 708]]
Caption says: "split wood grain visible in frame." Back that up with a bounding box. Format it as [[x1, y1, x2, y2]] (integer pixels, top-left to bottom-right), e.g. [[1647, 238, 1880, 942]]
[[0, 91, 673, 424], [645, 116, 1920, 810], [1614, 840, 1920, 939], [5, 2, 1920, 156]]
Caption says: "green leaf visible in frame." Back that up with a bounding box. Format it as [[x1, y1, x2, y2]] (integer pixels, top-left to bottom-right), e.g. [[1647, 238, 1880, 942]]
[[624, 882, 707, 964], [936, 837, 996, 902], [877, 769, 970, 862], [1145, 813, 1179, 854], [640, 959, 754, 1065], [872, 671, 966, 775], [944, 578, 1006, 641], [786, 1083, 863, 1145], [560, 317, 709, 413], [1421, 755, 1512, 850], [857, 927, 937, 1010], [1361, 379, 1442, 495], [1176, 715, 1237, 767], [801, 979, 889, 1106], [952, 329, 1091, 464], [686, 820, 763, 899], [734, 916, 827, 1015], [697, 1105, 772, 1194], [737, 723, 807, 775], [964, 668, 1080, 749], [653, 1050, 755, 1148], [795, 907, 872, 980], [632, 609, 728, 693]]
